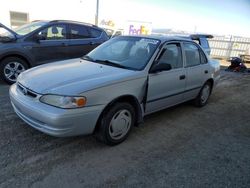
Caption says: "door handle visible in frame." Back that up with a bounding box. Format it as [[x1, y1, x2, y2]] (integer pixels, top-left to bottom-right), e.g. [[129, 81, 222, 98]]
[[204, 70, 208, 74], [89, 42, 95, 45], [179, 75, 186, 80]]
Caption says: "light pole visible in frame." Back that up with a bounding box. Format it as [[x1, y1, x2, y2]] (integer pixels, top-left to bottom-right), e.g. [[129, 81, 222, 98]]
[[95, 0, 99, 26]]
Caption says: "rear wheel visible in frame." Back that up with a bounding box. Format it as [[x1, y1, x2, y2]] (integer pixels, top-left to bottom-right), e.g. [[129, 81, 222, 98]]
[[95, 102, 136, 146], [194, 82, 212, 107], [0, 57, 28, 84]]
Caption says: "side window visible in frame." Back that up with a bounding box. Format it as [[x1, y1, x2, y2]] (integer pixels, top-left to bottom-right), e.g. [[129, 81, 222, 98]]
[[69, 24, 90, 39], [157, 43, 183, 69], [183, 43, 201, 67], [38, 24, 66, 40], [200, 50, 207, 64], [89, 28, 102, 38]]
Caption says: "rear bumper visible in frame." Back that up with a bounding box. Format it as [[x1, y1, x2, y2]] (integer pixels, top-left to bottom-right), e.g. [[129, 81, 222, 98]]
[[214, 74, 220, 87], [9, 84, 105, 137]]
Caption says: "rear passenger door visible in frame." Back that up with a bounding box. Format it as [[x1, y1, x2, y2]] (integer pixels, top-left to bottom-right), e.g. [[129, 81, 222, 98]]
[[183, 42, 209, 100], [67, 24, 103, 58]]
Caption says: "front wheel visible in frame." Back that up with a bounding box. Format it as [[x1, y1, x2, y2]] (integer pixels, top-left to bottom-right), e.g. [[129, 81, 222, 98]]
[[194, 82, 212, 107], [0, 57, 28, 84], [95, 102, 136, 146]]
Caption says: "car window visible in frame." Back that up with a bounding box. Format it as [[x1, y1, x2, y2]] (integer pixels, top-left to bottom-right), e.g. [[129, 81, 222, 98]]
[[69, 24, 90, 39], [200, 38, 209, 48], [183, 43, 201, 67], [38, 24, 66, 40], [157, 43, 183, 69], [200, 50, 207, 64], [89, 28, 102, 38]]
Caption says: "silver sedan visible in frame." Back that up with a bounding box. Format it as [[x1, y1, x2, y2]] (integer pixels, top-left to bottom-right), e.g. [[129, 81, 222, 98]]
[[9, 35, 220, 145]]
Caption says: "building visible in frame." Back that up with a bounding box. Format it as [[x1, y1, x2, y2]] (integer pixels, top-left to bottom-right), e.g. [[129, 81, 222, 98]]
[[0, 0, 96, 28]]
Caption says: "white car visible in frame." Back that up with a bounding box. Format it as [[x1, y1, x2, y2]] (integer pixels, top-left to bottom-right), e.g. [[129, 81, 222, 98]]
[[10, 35, 220, 145]]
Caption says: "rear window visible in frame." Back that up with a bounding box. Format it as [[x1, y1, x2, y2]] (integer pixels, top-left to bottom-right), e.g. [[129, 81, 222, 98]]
[[89, 28, 102, 38], [200, 38, 209, 48], [69, 24, 90, 39], [183, 42, 201, 67]]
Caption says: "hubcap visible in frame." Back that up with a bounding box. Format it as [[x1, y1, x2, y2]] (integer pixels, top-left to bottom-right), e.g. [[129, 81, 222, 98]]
[[201, 84, 210, 104], [4, 62, 26, 82], [109, 109, 132, 140]]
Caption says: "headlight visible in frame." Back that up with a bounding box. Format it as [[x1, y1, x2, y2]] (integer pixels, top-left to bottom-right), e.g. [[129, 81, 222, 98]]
[[40, 95, 87, 109]]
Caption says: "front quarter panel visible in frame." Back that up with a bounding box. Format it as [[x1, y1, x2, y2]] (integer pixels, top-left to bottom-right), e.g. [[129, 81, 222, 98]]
[[81, 75, 148, 110]]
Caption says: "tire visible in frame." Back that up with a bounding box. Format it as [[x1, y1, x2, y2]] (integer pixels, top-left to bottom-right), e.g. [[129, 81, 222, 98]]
[[194, 82, 212, 107], [95, 102, 136, 146], [0, 57, 28, 84]]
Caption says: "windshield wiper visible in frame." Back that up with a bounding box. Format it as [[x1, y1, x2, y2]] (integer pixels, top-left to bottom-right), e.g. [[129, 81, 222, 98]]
[[81, 55, 95, 62], [81, 56, 131, 70], [94, 59, 128, 69]]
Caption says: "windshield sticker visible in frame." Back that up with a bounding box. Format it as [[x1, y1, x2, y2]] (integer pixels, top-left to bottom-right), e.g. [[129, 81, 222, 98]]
[[140, 38, 159, 45]]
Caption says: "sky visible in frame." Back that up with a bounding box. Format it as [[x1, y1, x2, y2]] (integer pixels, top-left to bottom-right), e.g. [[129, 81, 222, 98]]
[[98, 0, 250, 37], [1, 0, 249, 37]]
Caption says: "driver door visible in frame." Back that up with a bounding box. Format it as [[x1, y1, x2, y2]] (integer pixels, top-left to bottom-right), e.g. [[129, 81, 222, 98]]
[[29, 24, 70, 65], [146, 42, 186, 114]]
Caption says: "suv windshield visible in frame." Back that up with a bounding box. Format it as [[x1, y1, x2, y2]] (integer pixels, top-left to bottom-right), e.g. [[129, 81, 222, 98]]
[[86, 36, 160, 70], [14, 21, 48, 36]]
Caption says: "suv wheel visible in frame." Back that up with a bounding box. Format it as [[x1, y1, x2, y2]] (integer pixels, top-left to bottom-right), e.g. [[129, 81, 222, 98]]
[[95, 102, 136, 145], [0, 57, 28, 84]]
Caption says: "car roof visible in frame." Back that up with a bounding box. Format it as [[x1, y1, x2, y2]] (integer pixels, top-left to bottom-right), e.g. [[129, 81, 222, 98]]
[[50, 20, 97, 27], [119, 34, 194, 43], [31, 20, 101, 29]]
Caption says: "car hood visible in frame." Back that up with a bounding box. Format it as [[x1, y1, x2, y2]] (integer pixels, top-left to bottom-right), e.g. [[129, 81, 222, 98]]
[[18, 58, 139, 95]]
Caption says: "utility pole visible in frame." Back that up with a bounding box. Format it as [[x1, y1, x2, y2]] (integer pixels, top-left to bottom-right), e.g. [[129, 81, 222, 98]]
[[95, 0, 99, 26]]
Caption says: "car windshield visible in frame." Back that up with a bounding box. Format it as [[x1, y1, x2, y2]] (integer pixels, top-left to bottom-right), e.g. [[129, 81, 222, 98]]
[[14, 21, 48, 35], [85, 36, 160, 70]]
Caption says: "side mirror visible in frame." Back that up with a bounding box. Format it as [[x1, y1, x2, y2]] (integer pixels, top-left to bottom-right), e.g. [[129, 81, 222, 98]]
[[150, 62, 172, 73], [33, 34, 46, 42]]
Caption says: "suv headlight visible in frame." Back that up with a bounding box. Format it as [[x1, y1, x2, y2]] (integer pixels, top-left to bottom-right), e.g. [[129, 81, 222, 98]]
[[40, 95, 87, 109]]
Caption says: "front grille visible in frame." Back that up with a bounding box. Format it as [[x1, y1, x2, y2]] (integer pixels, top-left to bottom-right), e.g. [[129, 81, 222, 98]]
[[17, 83, 38, 98]]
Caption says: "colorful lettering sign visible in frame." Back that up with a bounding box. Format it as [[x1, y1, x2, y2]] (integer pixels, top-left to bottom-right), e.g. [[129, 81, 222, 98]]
[[128, 24, 151, 35]]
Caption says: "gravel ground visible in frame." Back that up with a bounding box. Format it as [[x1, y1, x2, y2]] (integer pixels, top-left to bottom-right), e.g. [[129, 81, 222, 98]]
[[0, 67, 250, 188]]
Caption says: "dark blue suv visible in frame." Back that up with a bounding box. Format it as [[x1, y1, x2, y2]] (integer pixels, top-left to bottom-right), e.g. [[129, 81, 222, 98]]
[[0, 20, 109, 84]]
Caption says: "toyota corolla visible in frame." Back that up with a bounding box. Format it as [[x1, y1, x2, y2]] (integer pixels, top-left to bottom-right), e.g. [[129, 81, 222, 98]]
[[9, 35, 220, 145]]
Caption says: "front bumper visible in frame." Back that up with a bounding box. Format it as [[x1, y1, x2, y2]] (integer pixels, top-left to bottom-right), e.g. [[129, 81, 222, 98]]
[[9, 84, 105, 137]]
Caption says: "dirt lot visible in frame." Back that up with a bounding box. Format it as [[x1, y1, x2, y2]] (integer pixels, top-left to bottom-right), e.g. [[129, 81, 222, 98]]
[[0, 65, 250, 188]]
